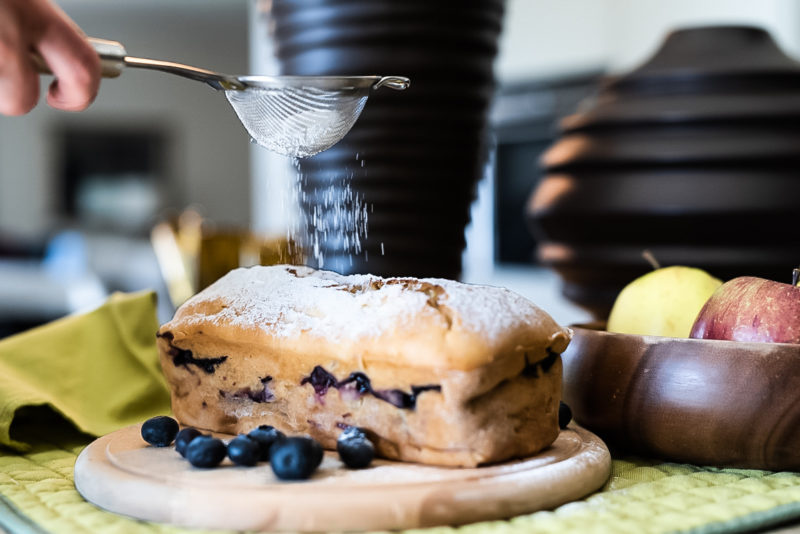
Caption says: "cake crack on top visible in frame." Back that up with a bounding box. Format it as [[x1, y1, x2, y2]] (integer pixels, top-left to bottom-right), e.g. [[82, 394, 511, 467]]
[[301, 365, 441, 410]]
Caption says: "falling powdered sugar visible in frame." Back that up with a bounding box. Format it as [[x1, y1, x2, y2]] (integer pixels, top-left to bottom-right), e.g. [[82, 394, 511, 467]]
[[289, 156, 370, 269]]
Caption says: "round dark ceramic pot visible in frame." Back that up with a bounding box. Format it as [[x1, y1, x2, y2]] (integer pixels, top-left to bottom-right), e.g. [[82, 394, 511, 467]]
[[268, 0, 504, 278], [528, 26, 800, 318]]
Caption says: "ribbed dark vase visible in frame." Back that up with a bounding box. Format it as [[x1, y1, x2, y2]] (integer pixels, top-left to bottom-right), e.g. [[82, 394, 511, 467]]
[[268, 0, 504, 278], [528, 25, 800, 319]]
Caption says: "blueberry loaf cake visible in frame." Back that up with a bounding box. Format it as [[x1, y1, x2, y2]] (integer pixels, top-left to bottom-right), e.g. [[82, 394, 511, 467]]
[[156, 265, 571, 467]]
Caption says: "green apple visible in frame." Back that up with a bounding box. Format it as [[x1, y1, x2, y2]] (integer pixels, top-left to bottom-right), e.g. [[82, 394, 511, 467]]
[[607, 266, 723, 338]]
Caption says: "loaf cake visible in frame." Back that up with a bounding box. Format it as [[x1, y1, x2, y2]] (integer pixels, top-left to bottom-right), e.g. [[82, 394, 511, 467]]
[[156, 265, 572, 467]]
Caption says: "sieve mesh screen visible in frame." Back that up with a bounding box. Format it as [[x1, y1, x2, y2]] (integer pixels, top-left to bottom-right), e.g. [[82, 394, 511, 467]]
[[225, 85, 368, 158]]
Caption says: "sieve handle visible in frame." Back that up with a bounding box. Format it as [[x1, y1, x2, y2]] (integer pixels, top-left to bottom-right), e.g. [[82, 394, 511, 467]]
[[31, 37, 127, 78], [373, 76, 411, 91]]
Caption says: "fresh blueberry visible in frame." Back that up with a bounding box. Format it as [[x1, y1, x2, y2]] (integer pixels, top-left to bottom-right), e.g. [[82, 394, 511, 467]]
[[227, 435, 260, 466], [175, 427, 202, 457], [185, 435, 227, 468], [141, 416, 179, 447], [337, 427, 374, 469], [269, 437, 322, 480], [247, 425, 286, 461], [559, 401, 572, 429]]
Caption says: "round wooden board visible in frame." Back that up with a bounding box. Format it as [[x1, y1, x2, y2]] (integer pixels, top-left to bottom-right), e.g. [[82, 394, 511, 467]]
[[75, 424, 611, 532]]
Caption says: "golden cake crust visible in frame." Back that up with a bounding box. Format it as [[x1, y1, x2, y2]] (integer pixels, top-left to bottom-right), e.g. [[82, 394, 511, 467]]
[[157, 265, 571, 467]]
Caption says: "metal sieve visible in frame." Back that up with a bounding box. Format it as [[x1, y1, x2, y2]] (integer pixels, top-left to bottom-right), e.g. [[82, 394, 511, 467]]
[[224, 76, 408, 157], [33, 38, 410, 158]]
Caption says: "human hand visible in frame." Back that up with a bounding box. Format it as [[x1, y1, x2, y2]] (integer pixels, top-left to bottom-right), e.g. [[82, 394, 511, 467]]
[[0, 0, 100, 115]]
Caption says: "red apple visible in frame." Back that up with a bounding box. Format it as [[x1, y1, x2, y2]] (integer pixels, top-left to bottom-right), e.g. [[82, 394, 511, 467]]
[[689, 274, 800, 344]]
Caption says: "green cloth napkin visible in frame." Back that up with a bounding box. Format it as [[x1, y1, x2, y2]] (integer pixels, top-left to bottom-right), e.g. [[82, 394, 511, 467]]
[[0, 291, 172, 451]]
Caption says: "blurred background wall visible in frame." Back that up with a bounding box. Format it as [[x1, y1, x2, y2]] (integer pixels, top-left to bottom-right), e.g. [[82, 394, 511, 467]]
[[496, 0, 800, 81]]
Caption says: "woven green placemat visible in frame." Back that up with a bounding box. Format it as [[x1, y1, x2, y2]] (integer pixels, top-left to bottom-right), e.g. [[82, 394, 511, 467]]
[[3, 419, 800, 534], [0, 419, 227, 534]]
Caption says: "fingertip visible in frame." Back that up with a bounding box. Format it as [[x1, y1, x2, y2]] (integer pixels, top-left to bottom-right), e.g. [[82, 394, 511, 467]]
[[46, 76, 96, 112], [0, 68, 40, 116], [0, 20, 39, 115], [45, 58, 100, 111], [0, 97, 38, 116], [39, 19, 101, 112]]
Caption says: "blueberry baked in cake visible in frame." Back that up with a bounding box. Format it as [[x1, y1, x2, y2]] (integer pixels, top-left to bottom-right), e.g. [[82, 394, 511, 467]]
[[156, 265, 572, 467]]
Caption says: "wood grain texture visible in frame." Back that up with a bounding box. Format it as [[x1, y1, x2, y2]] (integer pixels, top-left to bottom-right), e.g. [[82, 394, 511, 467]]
[[562, 326, 800, 470], [74, 423, 610, 532]]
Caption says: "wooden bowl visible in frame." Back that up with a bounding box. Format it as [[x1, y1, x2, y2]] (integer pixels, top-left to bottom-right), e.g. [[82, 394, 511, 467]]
[[561, 325, 800, 470]]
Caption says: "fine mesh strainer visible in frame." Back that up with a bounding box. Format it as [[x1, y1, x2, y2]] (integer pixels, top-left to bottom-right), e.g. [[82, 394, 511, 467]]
[[34, 38, 410, 158], [224, 76, 407, 157]]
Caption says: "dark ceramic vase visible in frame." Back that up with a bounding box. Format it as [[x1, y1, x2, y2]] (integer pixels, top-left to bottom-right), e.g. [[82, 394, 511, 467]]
[[268, 0, 504, 278], [528, 25, 800, 318]]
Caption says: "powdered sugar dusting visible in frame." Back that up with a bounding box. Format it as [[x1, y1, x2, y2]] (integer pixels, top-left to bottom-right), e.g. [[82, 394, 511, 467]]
[[429, 276, 548, 342], [176, 265, 552, 343]]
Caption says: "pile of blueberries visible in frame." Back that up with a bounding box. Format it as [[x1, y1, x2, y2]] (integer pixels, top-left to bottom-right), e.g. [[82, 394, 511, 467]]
[[140, 416, 375, 480], [141, 402, 572, 480]]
